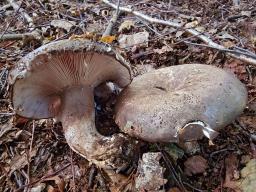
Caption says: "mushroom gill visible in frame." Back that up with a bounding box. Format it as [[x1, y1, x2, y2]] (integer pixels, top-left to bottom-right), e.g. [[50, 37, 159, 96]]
[[10, 39, 137, 170]]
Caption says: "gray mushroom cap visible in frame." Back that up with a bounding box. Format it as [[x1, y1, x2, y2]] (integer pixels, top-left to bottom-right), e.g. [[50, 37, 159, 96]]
[[10, 39, 131, 119], [115, 64, 248, 143]]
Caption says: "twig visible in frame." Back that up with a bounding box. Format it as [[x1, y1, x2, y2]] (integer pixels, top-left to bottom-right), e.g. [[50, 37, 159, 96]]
[[102, 0, 121, 37], [137, 17, 164, 37], [7, 0, 34, 27], [88, 164, 97, 188], [0, 112, 15, 116], [102, 0, 181, 27], [15, 163, 71, 192], [0, 3, 11, 12], [210, 148, 235, 158], [0, 68, 8, 94], [183, 41, 256, 60], [233, 121, 256, 142], [97, 169, 108, 192], [70, 150, 76, 192], [102, 0, 256, 65], [155, 144, 186, 191], [0, 31, 42, 42], [0, 2, 22, 40], [27, 120, 35, 187]]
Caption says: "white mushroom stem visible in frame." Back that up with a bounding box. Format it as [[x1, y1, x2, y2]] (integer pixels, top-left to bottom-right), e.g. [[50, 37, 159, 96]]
[[58, 85, 131, 169]]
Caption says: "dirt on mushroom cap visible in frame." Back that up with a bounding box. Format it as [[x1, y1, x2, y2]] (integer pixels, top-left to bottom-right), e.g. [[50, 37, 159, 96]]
[[115, 64, 248, 143]]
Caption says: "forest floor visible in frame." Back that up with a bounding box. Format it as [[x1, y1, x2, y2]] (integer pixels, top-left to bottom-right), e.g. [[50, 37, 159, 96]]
[[0, 0, 256, 191]]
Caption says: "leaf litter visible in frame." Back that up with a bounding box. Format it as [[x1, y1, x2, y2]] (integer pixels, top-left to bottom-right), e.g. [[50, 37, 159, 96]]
[[0, 0, 256, 191]]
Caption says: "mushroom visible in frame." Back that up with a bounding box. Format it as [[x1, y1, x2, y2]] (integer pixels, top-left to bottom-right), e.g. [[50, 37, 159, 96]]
[[115, 64, 248, 143], [10, 39, 137, 169]]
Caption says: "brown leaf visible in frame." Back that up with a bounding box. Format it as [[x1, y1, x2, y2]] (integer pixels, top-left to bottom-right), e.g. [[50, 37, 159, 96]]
[[184, 155, 208, 176], [224, 59, 248, 82], [118, 32, 149, 48], [9, 148, 37, 175], [0, 118, 13, 138], [153, 45, 173, 54], [45, 176, 65, 192], [31, 183, 46, 192], [100, 35, 116, 44], [168, 187, 182, 192], [15, 116, 29, 127], [50, 19, 76, 32], [223, 154, 241, 191], [47, 185, 57, 192], [118, 20, 135, 32]]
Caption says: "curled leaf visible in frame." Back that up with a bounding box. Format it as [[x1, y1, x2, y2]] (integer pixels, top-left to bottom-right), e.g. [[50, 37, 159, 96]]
[[118, 20, 135, 32], [184, 155, 208, 176], [100, 35, 116, 44]]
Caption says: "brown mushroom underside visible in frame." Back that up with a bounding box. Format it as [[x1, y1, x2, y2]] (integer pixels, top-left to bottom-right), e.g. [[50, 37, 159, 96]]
[[11, 39, 137, 170], [115, 64, 248, 143]]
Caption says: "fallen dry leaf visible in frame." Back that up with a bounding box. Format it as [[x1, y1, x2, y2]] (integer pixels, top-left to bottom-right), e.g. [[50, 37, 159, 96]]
[[118, 20, 135, 32], [168, 187, 182, 192], [185, 20, 199, 28], [224, 156, 256, 192], [45, 176, 65, 192], [238, 159, 256, 192], [223, 154, 240, 191], [175, 31, 184, 38], [50, 19, 76, 32], [153, 45, 173, 54], [184, 155, 208, 176], [118, 31, 149, 48], [224, 59, 248, 82], [216, 32, 237, 40], [241, 11, 252, 17], [100, 35, 116, 44], [31, 183, 46, 192], [164, 143, 184, 161], [0, 118, 13, 138], [9, 148, 37, 175], [223, 40, 235, 48]]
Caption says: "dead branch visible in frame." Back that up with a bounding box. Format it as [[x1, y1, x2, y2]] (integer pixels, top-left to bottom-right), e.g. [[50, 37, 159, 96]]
[[0, 3, 11, 12], [102, 0, 256, 65], [102, 0, 121, 37], [0, 31, 42, 43], [7, 0, 34, 27]]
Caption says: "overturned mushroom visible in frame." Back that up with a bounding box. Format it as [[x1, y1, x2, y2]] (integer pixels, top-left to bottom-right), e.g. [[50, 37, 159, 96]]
[[115, 64, 247, 143], [10, 39, 137, 169]]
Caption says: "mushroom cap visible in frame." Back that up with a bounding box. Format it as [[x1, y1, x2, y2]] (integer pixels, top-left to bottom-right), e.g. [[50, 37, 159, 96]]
[[115, 64, 248, 142], [10, 39, 131, 119]]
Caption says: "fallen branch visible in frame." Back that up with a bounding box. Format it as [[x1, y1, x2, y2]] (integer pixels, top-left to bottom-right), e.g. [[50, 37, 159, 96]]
[[0, 31, 42, 43], [0, 3, 11, 12], [102, 0, 121, 37], [7, 0, 34, 27], [102, 0, 256, 65], [184, 41, 256, 60]]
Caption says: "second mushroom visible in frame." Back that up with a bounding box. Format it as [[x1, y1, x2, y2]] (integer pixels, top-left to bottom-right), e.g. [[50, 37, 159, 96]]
[[115, 64, 248, 143]]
